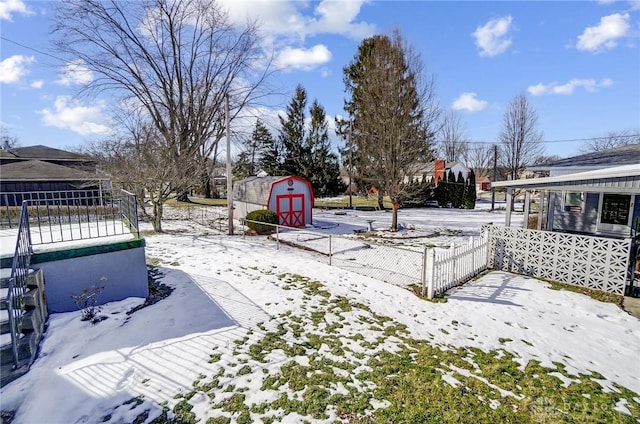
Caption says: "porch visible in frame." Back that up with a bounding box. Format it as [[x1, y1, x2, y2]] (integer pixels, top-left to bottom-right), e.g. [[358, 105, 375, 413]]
[[492, 164, 640, 295], [0, 189, 148, 386]]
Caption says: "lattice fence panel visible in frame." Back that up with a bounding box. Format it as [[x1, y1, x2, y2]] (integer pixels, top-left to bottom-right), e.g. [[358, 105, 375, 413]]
[[483, 225, 631, 295]]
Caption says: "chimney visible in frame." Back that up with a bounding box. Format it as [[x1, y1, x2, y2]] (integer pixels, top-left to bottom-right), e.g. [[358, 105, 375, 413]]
[[434, 160, 445, 186]]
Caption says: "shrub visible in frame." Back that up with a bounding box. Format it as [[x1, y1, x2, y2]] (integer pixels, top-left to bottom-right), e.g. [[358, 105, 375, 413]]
[[246, 210, 279, 234]]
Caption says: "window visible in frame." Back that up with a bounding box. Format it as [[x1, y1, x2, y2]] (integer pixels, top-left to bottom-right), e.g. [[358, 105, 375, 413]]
[[600, 194, 631, 225], [564, 192, 584, 212]]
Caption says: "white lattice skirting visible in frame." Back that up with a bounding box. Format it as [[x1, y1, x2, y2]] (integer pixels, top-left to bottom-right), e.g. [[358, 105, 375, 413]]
[[483, 225, 631, 295]]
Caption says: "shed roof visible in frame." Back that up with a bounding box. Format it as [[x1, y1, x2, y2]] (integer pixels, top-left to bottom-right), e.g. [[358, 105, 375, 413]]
[[492, 164, 640, 193], [233, 176, 282, 204], [1, 160, 107, 182]]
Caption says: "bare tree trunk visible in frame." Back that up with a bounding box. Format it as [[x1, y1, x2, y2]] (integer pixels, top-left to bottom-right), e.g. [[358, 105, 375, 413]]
[[391, 204, 398, 232], [152, 201, 164, 232], [377, 192, 384, 210]]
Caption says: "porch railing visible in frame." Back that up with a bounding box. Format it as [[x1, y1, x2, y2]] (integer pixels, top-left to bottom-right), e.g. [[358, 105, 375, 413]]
[[483, 224, 631, 295], [7, 202, 33, 368], [1, 189, 140, 244]]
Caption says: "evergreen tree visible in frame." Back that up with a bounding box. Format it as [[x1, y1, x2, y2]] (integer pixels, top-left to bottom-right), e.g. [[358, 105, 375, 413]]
[[232, 151, 253, 180], [455, 170, 465, 208], [307, 100, 346, 197], [279, 85, 309, 177], [464, 169, 477, 209], [257, 121, 283, 176], [343, 30, 439, 230]]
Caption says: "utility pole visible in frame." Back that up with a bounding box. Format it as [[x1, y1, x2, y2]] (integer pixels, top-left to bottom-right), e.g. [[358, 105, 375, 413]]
[[226, 93, 234, 235], [491, 144, 497, 211], [348, 125, 353, 209]]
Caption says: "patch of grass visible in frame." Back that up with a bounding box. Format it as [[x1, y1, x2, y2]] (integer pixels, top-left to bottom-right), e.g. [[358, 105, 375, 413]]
[[547, 280, 623, 305], [185, 271, 639, 424]]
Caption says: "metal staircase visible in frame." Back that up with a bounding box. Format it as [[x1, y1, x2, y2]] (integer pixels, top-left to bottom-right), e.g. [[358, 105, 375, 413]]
[[0, 202, 47, 387]]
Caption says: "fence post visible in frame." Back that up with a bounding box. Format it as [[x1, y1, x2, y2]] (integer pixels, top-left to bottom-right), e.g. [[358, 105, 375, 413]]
[[329, 234, 332, 266], [470, 236, 475, 275], [426, 248, 436, 299], [276, 225, 280, 250], [450, 243, 456, 285], [421, 246, 427, 296]]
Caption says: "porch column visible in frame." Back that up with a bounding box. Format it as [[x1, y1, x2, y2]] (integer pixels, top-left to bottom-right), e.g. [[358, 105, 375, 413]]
[[523, 191, 531, 229], [505, 187, 513, 227], [537, 190, 545, 230]]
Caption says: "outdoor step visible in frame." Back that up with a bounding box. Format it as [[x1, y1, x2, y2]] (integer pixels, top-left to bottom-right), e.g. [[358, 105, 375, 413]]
[[20, 309, 42, 332], [0, 309, 8, 333], [0, 268, 40, 289], [1, 362, 29, 388], [0, 329, 40, 367]]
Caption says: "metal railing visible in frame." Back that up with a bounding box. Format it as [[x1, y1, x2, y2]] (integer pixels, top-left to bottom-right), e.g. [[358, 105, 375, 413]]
[[1, 189, 140, 244], [7, 202, 33, 368]]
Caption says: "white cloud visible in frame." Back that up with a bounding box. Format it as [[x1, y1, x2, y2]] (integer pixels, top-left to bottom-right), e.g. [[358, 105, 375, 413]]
[[219, 0, 375, 41], [30, 80, 43, 89], [452, 92, 488, 112], [528, 78, 613, 96], [0, 0, 33, 20], [57, 60, 94, 86], [472, 16, 513, 57], [274, 45, 332, 71], [308, 0, 376, 40], [576, 13, 630, 52], [0, 54, 35, 84], [38, 96, 111, 135]]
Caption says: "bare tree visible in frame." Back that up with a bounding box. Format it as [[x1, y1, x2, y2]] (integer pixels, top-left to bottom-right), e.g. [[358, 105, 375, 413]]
[[0, 126, 19, 150], [438, 110, 469, 162], [463, 143, 494, 178], [85, 114, 195, 232], [579, 129, 640, 153], [343, 29, 439, 231], [52, 0, 272, 205], [498, 94, 544, 180]]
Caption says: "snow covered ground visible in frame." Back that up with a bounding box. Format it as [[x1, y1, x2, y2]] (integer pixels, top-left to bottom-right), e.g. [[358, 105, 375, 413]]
[[1, 205, 639, 423]]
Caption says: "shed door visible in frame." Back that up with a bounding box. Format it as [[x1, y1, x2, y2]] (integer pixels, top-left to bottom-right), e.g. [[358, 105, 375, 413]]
[[276, 194, 305, 227]]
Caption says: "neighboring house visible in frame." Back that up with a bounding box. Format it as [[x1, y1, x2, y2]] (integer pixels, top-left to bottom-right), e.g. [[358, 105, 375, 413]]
[[529, 143, 640, 177], [0, 146, 108, 205], [476, 176, 491, 192], [408, 160, 470, 185], [233, 175, 314, 227], [493, 164, 640, 239]]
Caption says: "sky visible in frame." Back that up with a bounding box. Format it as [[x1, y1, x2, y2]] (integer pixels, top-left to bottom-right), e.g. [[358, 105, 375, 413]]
[[1, 207, 638, 422], [1, 0, 639, 159]]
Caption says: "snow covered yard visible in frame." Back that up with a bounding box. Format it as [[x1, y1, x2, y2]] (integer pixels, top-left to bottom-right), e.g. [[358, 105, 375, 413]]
[[1, 207, 639, 423]]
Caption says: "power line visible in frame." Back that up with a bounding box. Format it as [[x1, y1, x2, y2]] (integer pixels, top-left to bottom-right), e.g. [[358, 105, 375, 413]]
[[438, 134, 640, 146], [1, 36, 62, 62]]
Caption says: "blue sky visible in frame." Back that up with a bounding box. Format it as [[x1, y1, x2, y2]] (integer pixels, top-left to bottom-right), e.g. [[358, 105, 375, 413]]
[[1, 0, 639, 159]]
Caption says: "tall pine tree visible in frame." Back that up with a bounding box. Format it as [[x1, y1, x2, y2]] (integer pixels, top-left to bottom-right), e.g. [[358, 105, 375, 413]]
[[279, 85, 309, 177], [307, 100, 346, 197]]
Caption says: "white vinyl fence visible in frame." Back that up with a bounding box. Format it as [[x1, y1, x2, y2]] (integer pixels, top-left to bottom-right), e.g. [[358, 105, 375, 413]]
[[483, 225, 631, 295], [422, 235, 489, 299]]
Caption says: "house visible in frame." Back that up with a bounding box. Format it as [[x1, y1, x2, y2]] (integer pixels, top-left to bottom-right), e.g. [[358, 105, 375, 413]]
[[492, 164, 640, 239], [407, 160, 471, 185], [529, 143, 640, 177], [476, 176, 491, 192], [0, 145, 108, 205], [233, 176, 314, 227]]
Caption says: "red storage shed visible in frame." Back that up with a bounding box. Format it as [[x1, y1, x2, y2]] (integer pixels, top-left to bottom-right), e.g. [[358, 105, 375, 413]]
[[233, 175, 314, 227]]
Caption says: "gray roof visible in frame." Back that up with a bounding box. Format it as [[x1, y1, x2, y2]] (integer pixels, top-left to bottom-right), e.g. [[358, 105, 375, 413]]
[[532, 143, 640, 169], [1, 145, 93, 162], [492, 164, 640, 193], [233, 176, 282, 204], [0, 160, 106, 182]]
